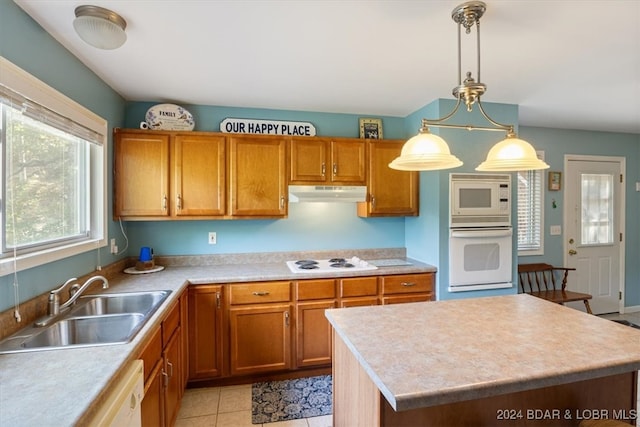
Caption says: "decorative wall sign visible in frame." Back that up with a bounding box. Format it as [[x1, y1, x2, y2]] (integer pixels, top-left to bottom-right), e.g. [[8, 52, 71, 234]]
[[548, 171, 562, 191], [220, 118, 316, 136], [143, 104, 195, 130], [359, 118, 383, 139]]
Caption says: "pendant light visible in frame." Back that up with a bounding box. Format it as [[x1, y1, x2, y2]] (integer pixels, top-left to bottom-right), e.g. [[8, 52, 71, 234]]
[[73, 5, 127, 50], [390, 1, 549, 172]]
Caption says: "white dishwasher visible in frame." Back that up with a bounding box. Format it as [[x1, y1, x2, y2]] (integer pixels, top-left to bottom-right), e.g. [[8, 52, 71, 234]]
[[89, 359, 144, 427]]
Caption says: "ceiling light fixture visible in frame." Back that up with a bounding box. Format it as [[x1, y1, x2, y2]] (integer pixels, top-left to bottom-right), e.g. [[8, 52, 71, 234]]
[[73, 5, 127, 50], [389, 1, 549, 172]]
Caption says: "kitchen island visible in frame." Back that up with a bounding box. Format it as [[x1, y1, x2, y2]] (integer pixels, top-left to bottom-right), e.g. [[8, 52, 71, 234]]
[[326, 294, 640, 426]]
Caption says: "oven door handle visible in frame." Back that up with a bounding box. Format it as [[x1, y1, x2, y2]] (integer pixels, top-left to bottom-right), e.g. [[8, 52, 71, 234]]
[[451, 229, 512, 238]]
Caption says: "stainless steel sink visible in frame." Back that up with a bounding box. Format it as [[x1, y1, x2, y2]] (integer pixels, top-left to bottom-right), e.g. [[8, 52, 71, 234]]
[[0, 290, 172, 354], [70, 290, 170, 317], [22, 314, 145, 348]]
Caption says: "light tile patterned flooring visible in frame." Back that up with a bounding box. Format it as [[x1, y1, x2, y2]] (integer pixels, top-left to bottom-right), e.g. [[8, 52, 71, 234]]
[[175, 311, 640, 427], [175, 384, 332, 427]]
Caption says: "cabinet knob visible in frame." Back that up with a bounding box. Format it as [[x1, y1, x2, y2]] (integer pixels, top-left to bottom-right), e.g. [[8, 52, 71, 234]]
[[252, 291, 270, 296], [162, 194, 167, 210], [321, 162, 326, 176], [333, 164, 338, 175], [401, 282, 416, 287], [284, 311, 290, 326], [177, 194, 182, 210]]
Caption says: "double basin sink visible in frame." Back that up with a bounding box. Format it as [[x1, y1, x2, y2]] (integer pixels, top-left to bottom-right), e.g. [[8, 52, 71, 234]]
[[0, 290, 171, 354]]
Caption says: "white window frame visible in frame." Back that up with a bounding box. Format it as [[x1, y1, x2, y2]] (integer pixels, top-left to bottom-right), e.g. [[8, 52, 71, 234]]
[[517, 151, 545, 256], [0, 57, 107, 276]]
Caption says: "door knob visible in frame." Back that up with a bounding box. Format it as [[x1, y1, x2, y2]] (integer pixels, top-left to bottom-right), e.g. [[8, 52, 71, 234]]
[[568, 249, 577, 255]]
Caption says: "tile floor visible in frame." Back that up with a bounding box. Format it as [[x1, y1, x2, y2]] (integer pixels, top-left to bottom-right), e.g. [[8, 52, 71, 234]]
[[175, 311, 640, 427], [175, 384, 332, 427]]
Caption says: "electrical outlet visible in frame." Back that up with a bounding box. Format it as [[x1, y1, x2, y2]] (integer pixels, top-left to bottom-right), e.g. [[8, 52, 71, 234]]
[[550, 225, 562, 236], [110, 238, 117, 254], [208, 232, 217, 245]]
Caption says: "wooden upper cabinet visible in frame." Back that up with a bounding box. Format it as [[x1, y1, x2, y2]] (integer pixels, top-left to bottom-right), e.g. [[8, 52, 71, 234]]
[[289, 137, 366, 185], [228, 135, 287, 217], [172, 134, 226, 217], [330, 138, 366, 184], [358, 140, 419, 217], [114, 130, 170, 218], [289, 137, 328, 183]]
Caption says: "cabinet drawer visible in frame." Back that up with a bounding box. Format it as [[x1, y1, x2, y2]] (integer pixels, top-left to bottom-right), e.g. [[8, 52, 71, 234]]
[[162, 300, 180, 347], [339, 277, 377, 298], [381, 273, 434, 295], [339, 297, 379, 308], [296, 279, 336, 301], [230, 281, 291, 304], [139, 327, 162, 385], [382, 294, 432, 305]]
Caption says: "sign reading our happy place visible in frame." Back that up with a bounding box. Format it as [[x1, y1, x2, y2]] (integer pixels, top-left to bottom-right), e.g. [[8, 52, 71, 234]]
[[221, 118, 316, 136]]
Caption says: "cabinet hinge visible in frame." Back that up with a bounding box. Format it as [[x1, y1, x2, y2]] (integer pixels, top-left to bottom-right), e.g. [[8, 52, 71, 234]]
[[620, 174, 623, 183], [619, 291, 622, 300], [620, 232, 623, 242]]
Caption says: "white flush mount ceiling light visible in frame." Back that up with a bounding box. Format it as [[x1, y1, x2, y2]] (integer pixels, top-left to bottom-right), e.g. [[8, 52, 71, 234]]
[[390, 1, 549, 172], [73, 5, 127, 50]]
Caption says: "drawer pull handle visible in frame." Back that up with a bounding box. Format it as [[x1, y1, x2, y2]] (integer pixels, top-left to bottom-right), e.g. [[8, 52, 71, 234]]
[[253, 291, 270, 296], [401, 282, 416, 287]]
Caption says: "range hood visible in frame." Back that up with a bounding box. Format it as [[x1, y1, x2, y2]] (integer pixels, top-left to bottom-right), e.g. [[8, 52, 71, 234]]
[[288, 185, 367, 203]]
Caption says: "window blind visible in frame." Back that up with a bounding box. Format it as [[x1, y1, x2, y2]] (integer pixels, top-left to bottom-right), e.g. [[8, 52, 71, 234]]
[[0, 84, 103, 146], [517, 151, 544, 252]]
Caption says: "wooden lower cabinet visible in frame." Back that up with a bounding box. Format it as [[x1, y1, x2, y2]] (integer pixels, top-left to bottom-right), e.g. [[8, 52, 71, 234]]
[[140, 294, 185, 427], [229, 303, 292, 375], [295, 279, 337, 368], [188, 285, 223, 380], [185, 273, 435, 383], [338, 276, 379, 308], [380, 273, 434, 305]]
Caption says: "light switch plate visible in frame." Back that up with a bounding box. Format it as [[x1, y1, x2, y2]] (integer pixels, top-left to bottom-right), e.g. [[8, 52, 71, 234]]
[[550, 225, 562, 235]]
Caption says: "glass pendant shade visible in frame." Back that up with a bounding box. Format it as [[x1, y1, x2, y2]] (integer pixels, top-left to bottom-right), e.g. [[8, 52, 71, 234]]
[[389, 129, 463, 171], [73, 6, 127, 50], [476, 135, 550, 171]]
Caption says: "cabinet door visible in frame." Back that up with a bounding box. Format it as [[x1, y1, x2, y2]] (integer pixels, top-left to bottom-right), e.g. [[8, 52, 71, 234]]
[[173, 134, 226, 216], [358, 140, 419, 217], [141, 361, 164, 427], [296, 300, 335, 367], [330, 138, 366, 184], [289, 138, 327, 183], [114, 130, 170, 218], [228, 135, 287, 217], [188, 285, 223, 380], [163, 327, 182, 427], [229, 304, 291, 375]]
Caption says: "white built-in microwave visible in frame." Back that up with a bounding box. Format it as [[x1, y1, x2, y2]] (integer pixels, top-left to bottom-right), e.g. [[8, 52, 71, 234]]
[[450, 173, 511, 227]]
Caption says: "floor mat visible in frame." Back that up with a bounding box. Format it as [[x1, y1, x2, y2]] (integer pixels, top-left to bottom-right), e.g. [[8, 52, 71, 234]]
[[251, 375, 332, 424]]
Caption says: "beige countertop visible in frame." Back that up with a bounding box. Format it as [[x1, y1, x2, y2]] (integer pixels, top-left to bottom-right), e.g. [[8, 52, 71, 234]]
[[0, 253, 434, 426], [325, 294, 640, 412]]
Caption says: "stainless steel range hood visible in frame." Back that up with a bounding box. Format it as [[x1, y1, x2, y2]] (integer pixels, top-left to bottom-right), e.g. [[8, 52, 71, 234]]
[[288, 185, 367, 203]]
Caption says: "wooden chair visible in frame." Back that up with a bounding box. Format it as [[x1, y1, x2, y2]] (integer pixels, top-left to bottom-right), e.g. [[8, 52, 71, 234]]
[[518, 263, 593, 314]]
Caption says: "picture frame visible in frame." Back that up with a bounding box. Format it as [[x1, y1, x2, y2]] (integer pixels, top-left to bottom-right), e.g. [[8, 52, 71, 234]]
[[359, 118, 383, 139], [548, 171, 561, 191]]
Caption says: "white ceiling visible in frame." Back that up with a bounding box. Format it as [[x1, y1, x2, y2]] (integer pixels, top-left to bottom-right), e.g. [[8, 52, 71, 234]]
[[13, 0, 640, 134]]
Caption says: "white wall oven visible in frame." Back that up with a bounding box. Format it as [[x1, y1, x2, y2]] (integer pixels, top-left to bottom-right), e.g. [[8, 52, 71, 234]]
[[448, 227, 513, 292], [449, 173, 513, 292]]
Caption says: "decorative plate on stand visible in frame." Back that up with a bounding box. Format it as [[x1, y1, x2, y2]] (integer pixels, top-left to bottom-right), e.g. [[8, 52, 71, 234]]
[[124, 265, 165, 275]]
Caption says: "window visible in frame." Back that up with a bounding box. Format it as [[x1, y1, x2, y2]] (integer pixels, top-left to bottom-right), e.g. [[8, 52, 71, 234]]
[[517, 151, 544, 255], [0, 57, 106, 276]]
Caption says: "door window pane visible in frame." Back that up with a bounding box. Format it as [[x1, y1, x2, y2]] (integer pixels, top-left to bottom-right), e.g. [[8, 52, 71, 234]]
[[581, 173, 613, 245]]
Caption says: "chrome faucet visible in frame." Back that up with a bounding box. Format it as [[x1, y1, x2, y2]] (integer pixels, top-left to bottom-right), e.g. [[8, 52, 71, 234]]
[[60, 275, 109, 311], [48, 277, 78, 316]]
